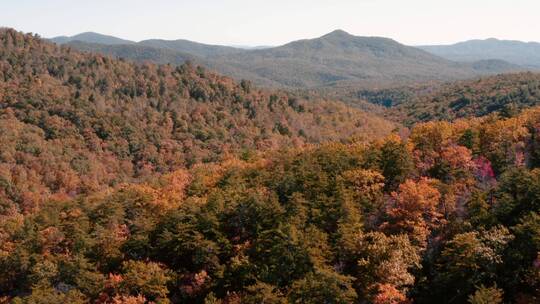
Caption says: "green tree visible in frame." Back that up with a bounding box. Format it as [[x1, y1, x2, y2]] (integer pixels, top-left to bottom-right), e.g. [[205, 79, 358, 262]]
[[11, 283, 87, 304], [243, 281, 287, 304], [467, 285, 503, 304], [433, 226, 513, 303], [366, 135, 414, 190], [121, 260, 171, 300], [288, 268, 357, 304]]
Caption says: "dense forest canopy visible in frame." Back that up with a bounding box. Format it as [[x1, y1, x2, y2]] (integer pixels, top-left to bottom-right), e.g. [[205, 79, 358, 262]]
[[2, 28, 540, 304], [3, 103, 540, 303]]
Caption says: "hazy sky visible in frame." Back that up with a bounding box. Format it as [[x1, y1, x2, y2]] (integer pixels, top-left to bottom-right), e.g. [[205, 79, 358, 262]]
[[2, 0, 539, 46]]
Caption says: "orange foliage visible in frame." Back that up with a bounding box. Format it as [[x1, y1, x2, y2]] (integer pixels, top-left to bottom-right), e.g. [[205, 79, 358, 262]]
[[382, 178, 442, 247], [373, 284, 411, 304], [111, 294, 148, 304]]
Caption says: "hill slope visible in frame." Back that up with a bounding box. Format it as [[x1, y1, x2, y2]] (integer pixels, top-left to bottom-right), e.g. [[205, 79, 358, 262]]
[[67, 40, 197, 65], [0, 28, 396, 211], [419, 38, 540, 69]]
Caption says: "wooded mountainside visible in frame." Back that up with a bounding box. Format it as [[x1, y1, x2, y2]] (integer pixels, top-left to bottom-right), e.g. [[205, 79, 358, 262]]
[[356, 72, 540, 125], [0, 29, 395, 213]]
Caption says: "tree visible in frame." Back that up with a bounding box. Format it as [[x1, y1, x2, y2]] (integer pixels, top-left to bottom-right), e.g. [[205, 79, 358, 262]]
[[110, 294, 148, 304], [288, 268, 357, 304], [120, 260, 171, 301], [468, 285, 503, 304], [11, 283, 87, 304], [249, 225, 314, 287], [489, 168, 540, 227], [435, 145, 475, 182], [366, 135, 414, 190], [150, 208, 222, 274], [242, 282, 287, 304], [381, 178, 442, 247], [353, 232, 420, 302], [503, 212, 540, 300], [478, 115, 529, 175], [432, 226, 513, 303], [373, 283, 410, 304], [339, 168, 385, 213]]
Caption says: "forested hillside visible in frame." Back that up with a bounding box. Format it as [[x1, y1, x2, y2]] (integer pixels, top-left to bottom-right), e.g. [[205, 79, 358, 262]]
[[0, 29, 395, 213], [356, 72, 540, 125], [66, 41, 196, 66], [3, 99, 540, 303]]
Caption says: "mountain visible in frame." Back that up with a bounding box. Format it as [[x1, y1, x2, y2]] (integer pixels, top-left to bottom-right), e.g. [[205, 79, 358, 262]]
[[205, 30, 519, 88], [53, 32, 245, 57], [50, 31, 135, 45], [59, 30, 522, 89], [0, 28, 396, 211], [419, 38, 540, 69], [229, 44, 274, 50]]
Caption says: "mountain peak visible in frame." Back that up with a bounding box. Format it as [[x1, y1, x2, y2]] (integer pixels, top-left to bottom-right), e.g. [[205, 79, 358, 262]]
[[322, 29, 353, 38], [76, 31, 101, 36], [50, 32, 134, 45]]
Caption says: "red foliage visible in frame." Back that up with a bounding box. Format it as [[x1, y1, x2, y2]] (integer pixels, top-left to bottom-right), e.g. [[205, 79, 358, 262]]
[[373, 284, 411, 304]]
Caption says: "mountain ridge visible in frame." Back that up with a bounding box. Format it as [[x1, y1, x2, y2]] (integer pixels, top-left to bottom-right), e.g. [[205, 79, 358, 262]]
[[419, 38, 540, 68], [205, 30, 522, 88], [50, 31, 135, 45], [54, 30, 526, 88]]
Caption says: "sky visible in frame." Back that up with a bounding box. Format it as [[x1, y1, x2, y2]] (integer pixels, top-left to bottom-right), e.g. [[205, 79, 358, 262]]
[[2, 0, 539, 46]]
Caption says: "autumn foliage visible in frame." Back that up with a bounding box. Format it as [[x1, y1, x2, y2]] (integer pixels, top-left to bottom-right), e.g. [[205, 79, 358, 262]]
[[2, 28, 540, 303]]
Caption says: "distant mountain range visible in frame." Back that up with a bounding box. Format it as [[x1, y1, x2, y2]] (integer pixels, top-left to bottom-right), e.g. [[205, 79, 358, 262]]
[[50, 31, 531, 88], [419, 38, 540, 69], [203, 30, 522, 88]]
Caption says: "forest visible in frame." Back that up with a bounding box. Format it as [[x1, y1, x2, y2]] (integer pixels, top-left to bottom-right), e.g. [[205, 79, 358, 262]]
[[1, 29, 540, 303], [0, 29, 394, 214]]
